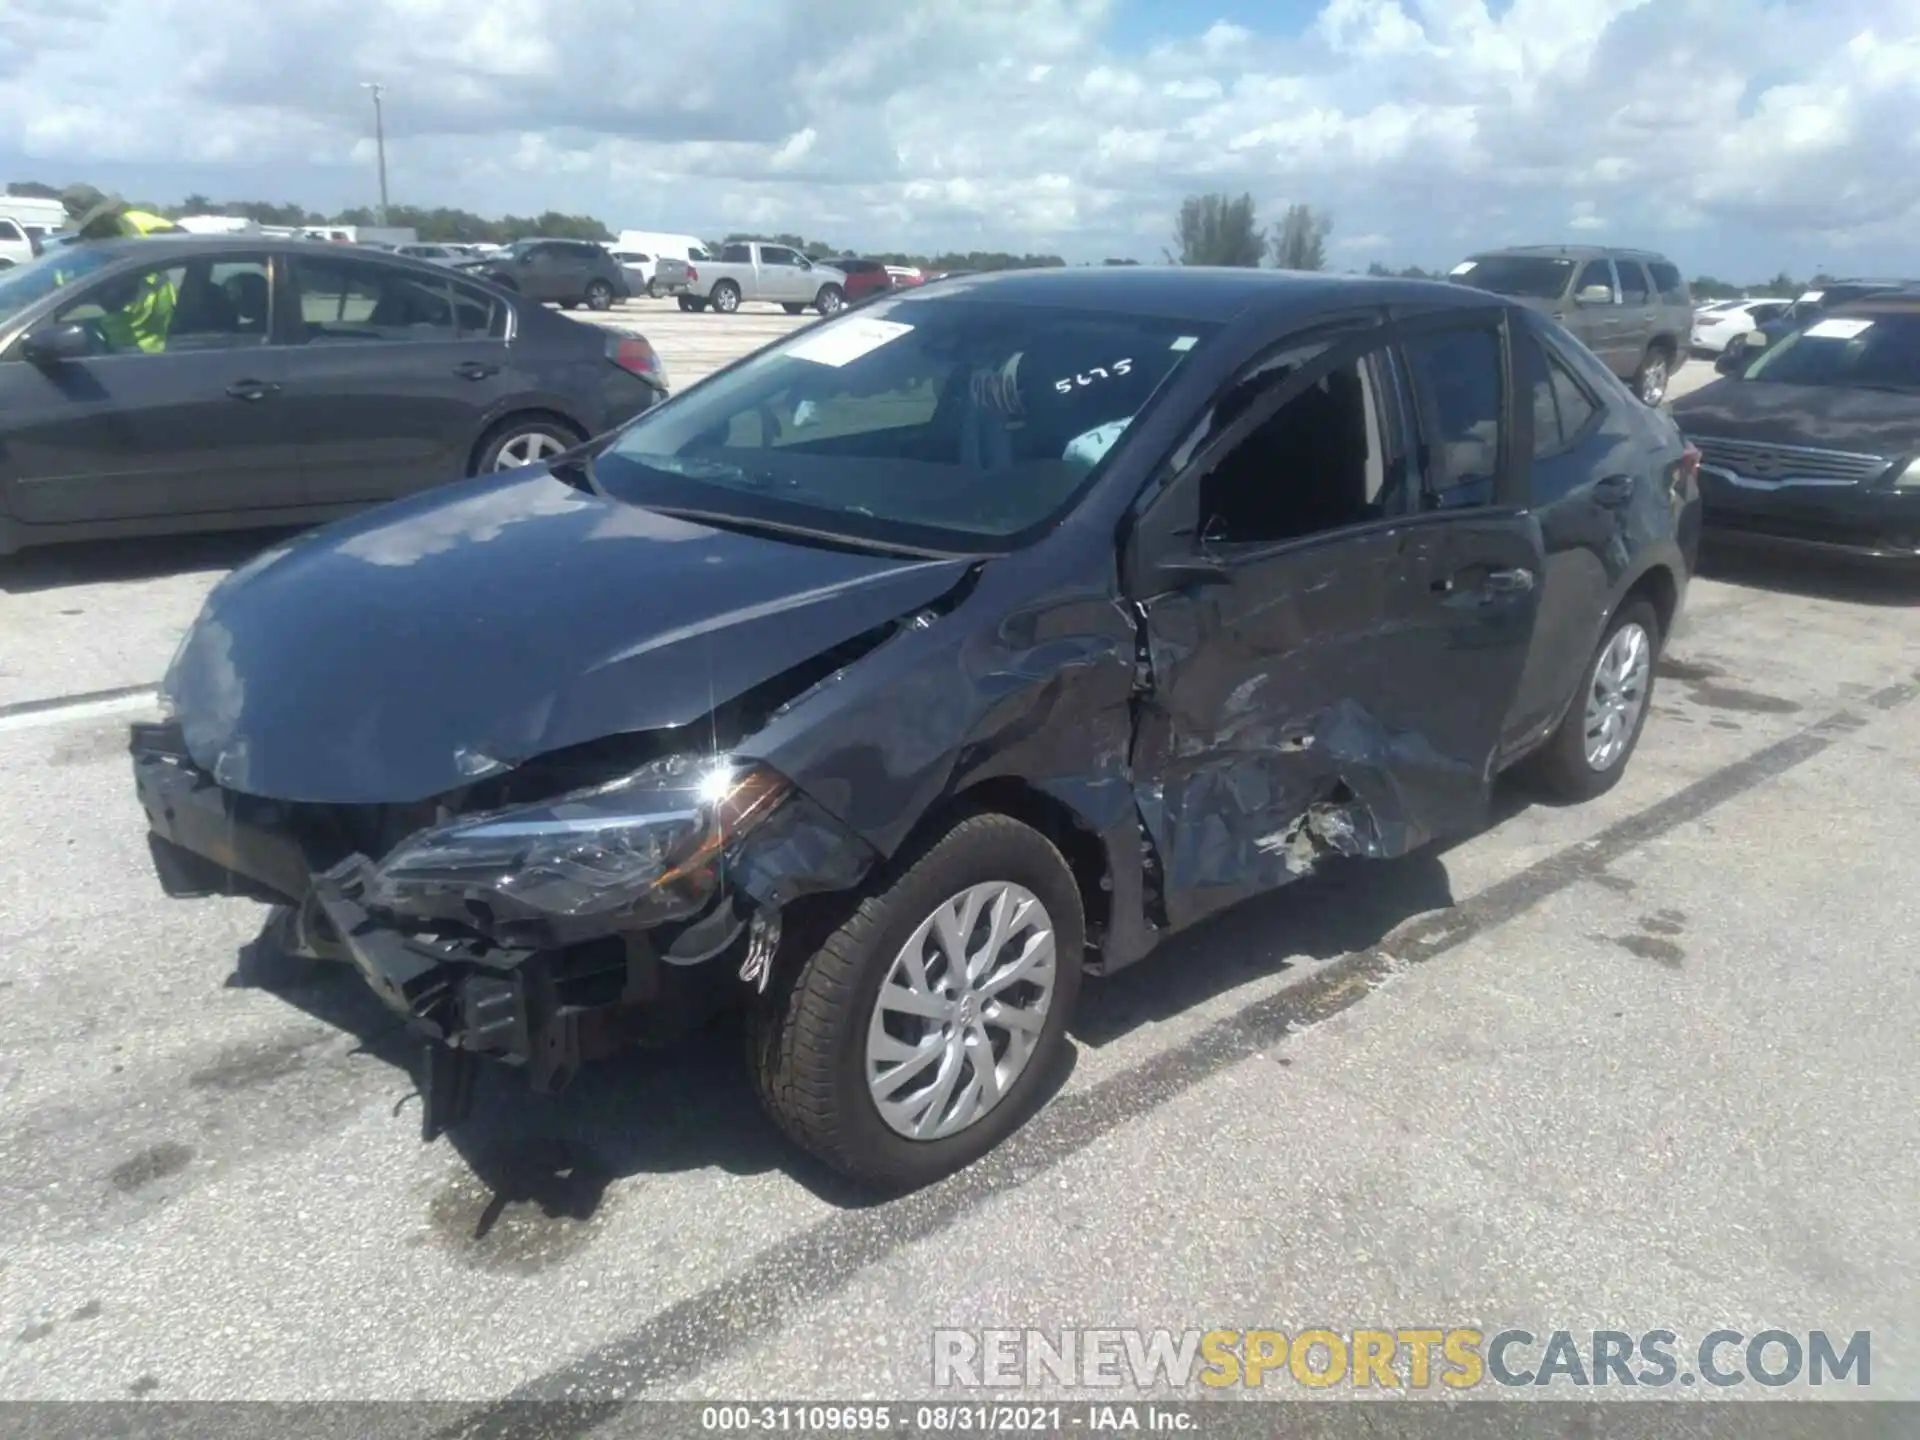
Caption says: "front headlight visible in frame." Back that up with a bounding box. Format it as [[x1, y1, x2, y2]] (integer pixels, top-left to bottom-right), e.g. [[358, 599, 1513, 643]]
[[366, 753, 792, 924], [1893, 457, 1920, 489]]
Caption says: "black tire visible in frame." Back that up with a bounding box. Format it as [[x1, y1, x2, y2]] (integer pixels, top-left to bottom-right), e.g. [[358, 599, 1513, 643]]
[[815, 284, 846, 316], [585, 280, 614, 312], [647, 278, 663, 299], [559, 301, 578, 311], [749, 812, 1084, 1191], [1523, 599, 1662, 803], [1633, 343, 1673, 406], [782, 303, 806, 315], [711, 281, 741, 314], [470, 414, 583, 475], [677, 295, 698, 312]]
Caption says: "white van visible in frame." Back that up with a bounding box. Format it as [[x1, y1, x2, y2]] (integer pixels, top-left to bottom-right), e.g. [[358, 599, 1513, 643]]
[[617, 231, 712, 263]]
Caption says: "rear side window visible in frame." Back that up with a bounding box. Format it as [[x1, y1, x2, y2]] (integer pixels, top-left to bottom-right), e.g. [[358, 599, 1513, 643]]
[[720, 243, 752, 263], [0, 220, 22, 242], [1646, 261, 1687, 304], [450, 280, 509, 339], [1524, 333, 1600, 458], [1400, 326, 1504, 508], [291, 257, 471, 342], [1617, 261, 1651, 306]]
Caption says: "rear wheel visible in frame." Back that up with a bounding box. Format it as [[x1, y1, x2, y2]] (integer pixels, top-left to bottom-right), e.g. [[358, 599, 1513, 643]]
[[1523, 599, 1660, 802], [584, 280, 614, 311], [711, 281, 742, 314], [1634, 344, 1672, 406], [677, 295, 704, 312], [782, 302, 806, 315], [749, 812, 1083, 1190], [471, 415, 583, 474]]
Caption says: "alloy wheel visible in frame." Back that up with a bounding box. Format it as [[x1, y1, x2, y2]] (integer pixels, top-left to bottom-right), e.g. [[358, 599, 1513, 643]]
[[865, 881, 1057, 1141], [1639, 356, 1669, 406], [1583, 621, 1652, 771], [493, 430, 568, 469]]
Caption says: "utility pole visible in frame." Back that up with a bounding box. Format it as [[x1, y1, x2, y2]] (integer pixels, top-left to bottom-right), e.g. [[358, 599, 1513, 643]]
[[362, 81, 390, 225]]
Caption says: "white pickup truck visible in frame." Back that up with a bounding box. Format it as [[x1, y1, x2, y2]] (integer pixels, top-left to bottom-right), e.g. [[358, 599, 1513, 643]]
[[681, 241, 849, 316]]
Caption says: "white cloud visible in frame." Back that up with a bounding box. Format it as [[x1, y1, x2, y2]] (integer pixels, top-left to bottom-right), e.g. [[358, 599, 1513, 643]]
[[2, 0, 1918, 274]]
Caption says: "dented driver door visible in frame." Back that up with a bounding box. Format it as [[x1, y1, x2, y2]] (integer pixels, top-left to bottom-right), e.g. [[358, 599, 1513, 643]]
[[1125, 307, 1543, 934]]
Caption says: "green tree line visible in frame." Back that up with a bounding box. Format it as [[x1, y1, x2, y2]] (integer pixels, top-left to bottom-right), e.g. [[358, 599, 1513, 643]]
[[1168, 189, 1835, 297]]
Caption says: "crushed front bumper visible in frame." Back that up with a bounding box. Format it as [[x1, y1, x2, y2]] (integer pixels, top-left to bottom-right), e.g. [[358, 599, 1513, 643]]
[[130, 722, 757, 1138]]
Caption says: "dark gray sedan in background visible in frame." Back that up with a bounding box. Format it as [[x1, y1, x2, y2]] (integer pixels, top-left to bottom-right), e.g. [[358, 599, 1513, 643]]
[[0, 236, 666, 557]]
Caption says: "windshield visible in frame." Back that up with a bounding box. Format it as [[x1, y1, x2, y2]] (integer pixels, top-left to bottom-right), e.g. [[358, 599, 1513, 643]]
[[592, 296, 1217, 555], [1449, 255, 1575, 300], [1741, 311, 1920, 391], [0, 246, 117, 326]]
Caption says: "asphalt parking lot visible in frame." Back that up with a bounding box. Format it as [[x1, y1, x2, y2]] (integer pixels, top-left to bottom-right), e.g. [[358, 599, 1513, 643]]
[[1, 303, 1916, 1418]]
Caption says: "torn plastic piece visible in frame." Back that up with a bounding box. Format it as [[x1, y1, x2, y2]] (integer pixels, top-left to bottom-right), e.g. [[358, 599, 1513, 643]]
[[1255, 798, 1369, 877]]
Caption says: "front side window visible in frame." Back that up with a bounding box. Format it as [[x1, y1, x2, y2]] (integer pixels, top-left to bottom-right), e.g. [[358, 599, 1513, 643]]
[[1574, 260, 1615, 300], [1400, 327, 1504, 507], [290, 257, 471, 342], [1192, 341, 1401, 548], [594, 297, 1218, 553]]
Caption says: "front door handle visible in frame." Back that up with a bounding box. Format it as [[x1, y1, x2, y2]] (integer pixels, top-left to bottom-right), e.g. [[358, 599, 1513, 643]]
[[225, 379, 281, 401], [1592, 473, 1634, 506], [455, 361, 500, 380]]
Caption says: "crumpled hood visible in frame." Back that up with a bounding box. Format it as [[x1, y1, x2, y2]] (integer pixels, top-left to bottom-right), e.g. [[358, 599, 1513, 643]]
[[1672, 379, 1920, 460], [163, 469, 972, 803]]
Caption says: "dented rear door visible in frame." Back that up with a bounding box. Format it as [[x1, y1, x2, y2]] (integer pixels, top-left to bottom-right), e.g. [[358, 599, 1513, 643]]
[[1128, 303, 1542, 933]]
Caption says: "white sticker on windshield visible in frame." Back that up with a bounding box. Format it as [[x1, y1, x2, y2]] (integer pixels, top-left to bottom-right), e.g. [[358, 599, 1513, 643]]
[[1796, 290, 1825, 304], [1063, 419, 1132, 468], [1170, 335, 1198, 352], [1449, 261, 1476, 276], [1804, 317, 1874, 340], [784, 317, 914, 368]]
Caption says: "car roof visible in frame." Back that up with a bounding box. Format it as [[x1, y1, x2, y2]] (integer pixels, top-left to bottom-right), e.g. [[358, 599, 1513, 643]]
[[880, 265, 1497, 324], [1470, 244, 1672, 263], [1829, 291, 1920, 316]]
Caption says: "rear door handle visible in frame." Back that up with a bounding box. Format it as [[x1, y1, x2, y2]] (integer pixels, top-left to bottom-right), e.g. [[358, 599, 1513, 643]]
[[1592, 473, 1634, 506], [225, 379, 281, 401], [1483, 566, 1536, 595], [455, 361, 500, 380]]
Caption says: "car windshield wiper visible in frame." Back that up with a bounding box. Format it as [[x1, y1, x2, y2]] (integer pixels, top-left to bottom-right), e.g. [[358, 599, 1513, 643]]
[[637, 505, 965, 561]]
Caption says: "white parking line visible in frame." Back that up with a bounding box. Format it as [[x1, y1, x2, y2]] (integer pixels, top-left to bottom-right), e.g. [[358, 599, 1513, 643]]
[[0, 687, 157, 733]]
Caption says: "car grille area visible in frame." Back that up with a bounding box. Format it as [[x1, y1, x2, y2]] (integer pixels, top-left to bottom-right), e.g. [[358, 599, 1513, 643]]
[[1693, 437, 1890, 488]]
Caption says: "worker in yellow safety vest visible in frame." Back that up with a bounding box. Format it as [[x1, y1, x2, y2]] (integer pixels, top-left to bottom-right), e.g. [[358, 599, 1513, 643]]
[[62, 197, 183, 354]]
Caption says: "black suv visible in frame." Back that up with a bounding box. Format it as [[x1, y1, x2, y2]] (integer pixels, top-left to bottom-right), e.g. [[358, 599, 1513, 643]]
[[461, 239, 630, 311], [1451, 246, 1692, 405]]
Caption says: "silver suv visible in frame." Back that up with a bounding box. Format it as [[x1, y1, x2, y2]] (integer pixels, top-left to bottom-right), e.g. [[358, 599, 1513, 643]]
[[1449, 246, 1692, 405]]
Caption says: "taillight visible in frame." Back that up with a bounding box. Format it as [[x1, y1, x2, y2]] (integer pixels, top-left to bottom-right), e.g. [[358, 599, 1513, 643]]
[[686, 265, 698, 282], [608, 334, 665, 386], [1671, 442, 1700, 496]]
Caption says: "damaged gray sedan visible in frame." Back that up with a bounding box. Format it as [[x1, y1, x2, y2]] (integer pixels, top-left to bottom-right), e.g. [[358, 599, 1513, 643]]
[[131, 267, 1702, 1188]]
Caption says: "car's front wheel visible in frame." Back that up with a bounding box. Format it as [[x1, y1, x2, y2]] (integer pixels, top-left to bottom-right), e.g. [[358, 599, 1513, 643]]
[[1524, 599, 1661, 802], [585, 280, 615, 311], [749, 812, 1083, 1190], [711, 281, 742, 314], [815, 284, 846, 316]]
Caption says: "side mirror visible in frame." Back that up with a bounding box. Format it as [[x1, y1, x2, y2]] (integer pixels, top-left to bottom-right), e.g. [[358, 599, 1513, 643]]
[[20, 320, 91, 366], [1575, 284, 1614, 305]]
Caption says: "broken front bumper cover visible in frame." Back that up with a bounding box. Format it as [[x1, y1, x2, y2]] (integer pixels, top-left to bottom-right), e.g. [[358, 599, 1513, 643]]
[[131, 721, 874, 1138]]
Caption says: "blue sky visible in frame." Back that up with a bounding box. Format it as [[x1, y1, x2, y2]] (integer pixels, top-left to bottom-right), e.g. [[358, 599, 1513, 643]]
[[3, 0, 1915, 280]]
